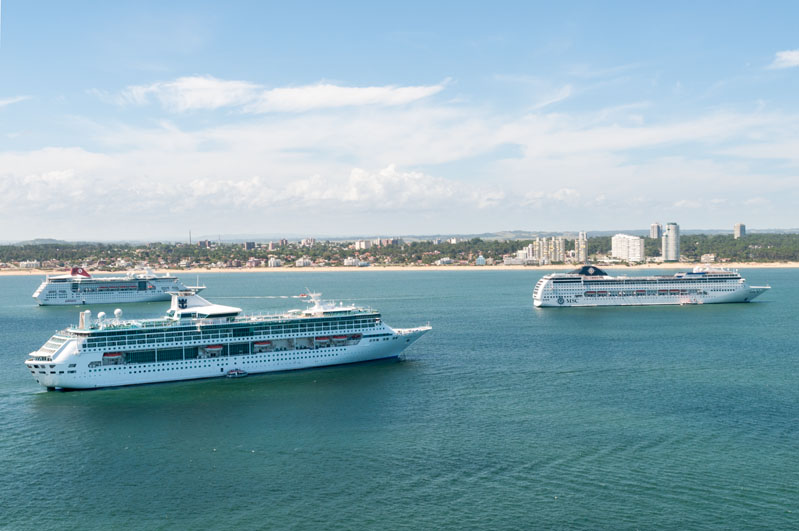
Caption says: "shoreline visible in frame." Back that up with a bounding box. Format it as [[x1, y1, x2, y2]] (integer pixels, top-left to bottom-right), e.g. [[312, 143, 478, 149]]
[[3, 261, 799, 276]]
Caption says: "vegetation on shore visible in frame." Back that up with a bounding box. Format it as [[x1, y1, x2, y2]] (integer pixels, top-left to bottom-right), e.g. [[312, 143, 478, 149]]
[[3, 233, 799, 270]]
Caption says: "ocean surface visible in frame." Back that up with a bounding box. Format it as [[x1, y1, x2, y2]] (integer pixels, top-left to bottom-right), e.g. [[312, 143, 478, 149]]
[[1, 269, 796, 530]]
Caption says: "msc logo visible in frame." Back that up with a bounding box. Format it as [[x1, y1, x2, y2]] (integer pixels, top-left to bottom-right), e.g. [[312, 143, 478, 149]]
[[557, 296, 565, 305], [178, 298, 188, 309]]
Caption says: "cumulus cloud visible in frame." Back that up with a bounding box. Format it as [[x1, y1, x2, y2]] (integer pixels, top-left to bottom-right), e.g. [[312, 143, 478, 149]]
[[181, 165, 459, 211], [768, 49, 799, 69], [5, 83, 799, 238], [109, 76, 445, 113]]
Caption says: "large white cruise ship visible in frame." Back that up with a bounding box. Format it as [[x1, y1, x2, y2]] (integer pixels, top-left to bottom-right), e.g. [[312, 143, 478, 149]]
[[25, 292, 431, 390], [533, 265, 769, 307], [32, 267, 203, 305]]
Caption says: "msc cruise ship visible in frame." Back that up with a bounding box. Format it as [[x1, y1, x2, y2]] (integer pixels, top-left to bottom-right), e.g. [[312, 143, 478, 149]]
[[32, 267, 203, 306], [25, 291, 431, 390], [533, 265, 769, 307]]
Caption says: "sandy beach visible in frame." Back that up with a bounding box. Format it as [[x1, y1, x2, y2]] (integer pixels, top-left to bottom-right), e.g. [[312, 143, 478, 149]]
[[3, 262, 799, 276]]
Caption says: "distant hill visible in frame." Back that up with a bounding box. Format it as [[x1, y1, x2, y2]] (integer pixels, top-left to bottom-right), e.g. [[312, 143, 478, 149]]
[[12, 238, 73, 246], [5, 228, 799, 246]]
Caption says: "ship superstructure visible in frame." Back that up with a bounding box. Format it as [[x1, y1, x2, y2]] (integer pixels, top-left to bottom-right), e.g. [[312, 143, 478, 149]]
[[25, 292, 431, 390], [533, 265, 769, 307], [32, 267, 203, 305]]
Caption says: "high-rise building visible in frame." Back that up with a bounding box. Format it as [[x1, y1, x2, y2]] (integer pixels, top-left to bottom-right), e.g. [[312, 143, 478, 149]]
[[662, 222, 680, 261], [650, 222, 662, 239], [611, 234, 645, 262], [734, 223, 746, 239], [575, 231, 588, 263]]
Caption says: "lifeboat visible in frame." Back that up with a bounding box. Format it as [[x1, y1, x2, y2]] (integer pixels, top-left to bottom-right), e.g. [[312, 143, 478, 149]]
[[332, 335, 347, 340], [253, 340, 272, 353], [205, 345, 224, 353], [103, 352, 123, 358], [349, 334, 362, 340], [315, 336, 330, 341]]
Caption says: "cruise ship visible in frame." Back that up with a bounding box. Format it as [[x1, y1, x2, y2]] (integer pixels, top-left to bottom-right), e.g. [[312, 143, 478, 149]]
[[533, 265, 769, 307], [25, 292, 431, 390], [32, 267, 203, 305]]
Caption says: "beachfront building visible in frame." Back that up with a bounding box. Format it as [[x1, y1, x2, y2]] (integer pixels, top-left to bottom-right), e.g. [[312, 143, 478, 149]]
[[611, 234, 645, 263], [575, 232, 588, 263], [662, 222, 680, 261], [734, 223, 746, 239], [650, 222, 662, 239], [267, 257, 282, 268], [505, 237, 567, 265], [475, 255, 487, 266]]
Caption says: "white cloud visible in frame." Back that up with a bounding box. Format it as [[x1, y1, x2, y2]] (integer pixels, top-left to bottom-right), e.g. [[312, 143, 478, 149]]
[[768, 49, 799, 69], [119, 76, 260, 111], [180, 165, 459, 211], [5, 83, 799, 238], [249, 84, 445, 113], [0, 96, 30, 108], [530, 84, 572, 110], [743, 197, 770, 207], [673, 199, 702, 209], [110, 76, 445, 113]]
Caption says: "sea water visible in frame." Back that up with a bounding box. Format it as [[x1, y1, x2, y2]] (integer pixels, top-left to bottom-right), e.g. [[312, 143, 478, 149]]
[[0, 269, 796, 529]]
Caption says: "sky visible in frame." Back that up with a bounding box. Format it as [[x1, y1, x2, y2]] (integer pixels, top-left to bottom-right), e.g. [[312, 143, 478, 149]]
[[1, 1, 798, 241]]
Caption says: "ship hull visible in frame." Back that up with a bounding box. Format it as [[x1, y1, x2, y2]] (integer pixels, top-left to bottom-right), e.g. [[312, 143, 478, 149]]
[[32, 275, 201, 306], [27, 327, 430, 390], [534, 286, 769, 307], [35, 291, 174, 306]]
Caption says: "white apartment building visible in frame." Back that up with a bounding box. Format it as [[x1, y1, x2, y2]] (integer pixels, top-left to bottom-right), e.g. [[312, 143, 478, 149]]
[[611, 234, 645, 262]]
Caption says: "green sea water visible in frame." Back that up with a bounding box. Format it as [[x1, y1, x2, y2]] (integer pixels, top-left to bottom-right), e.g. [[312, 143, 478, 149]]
[[1, 269, 796, 530]]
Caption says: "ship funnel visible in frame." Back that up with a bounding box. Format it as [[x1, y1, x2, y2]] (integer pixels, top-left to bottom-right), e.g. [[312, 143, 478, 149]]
[[79, 310, 92, 330]]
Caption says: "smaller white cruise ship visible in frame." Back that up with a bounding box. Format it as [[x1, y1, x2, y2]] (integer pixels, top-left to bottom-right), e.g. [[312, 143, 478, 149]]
[[533, 265, 769, 307], [25, 291, 431, 390], [32, 267, 203, 306]]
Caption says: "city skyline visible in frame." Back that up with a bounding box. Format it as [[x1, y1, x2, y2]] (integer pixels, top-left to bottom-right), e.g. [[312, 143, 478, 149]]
[[1, 2, 798, 240]]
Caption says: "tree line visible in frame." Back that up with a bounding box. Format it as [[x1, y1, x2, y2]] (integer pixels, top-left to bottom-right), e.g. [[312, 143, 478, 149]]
[[3, 234, 799, 266]]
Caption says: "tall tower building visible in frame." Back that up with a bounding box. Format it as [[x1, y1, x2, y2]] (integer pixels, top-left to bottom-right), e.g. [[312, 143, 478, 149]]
[[734, 223, 746, 239], [576, 231, 588, 263], [662, 222, 680, 261], [650, 222, 662, 239]]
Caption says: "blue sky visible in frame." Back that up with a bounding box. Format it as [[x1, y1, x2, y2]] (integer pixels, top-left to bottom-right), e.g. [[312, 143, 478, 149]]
[[1, 1, 798, 240]]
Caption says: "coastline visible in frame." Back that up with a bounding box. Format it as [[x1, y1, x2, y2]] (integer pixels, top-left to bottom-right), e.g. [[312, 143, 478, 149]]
[[3, 261, 799, 276]]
